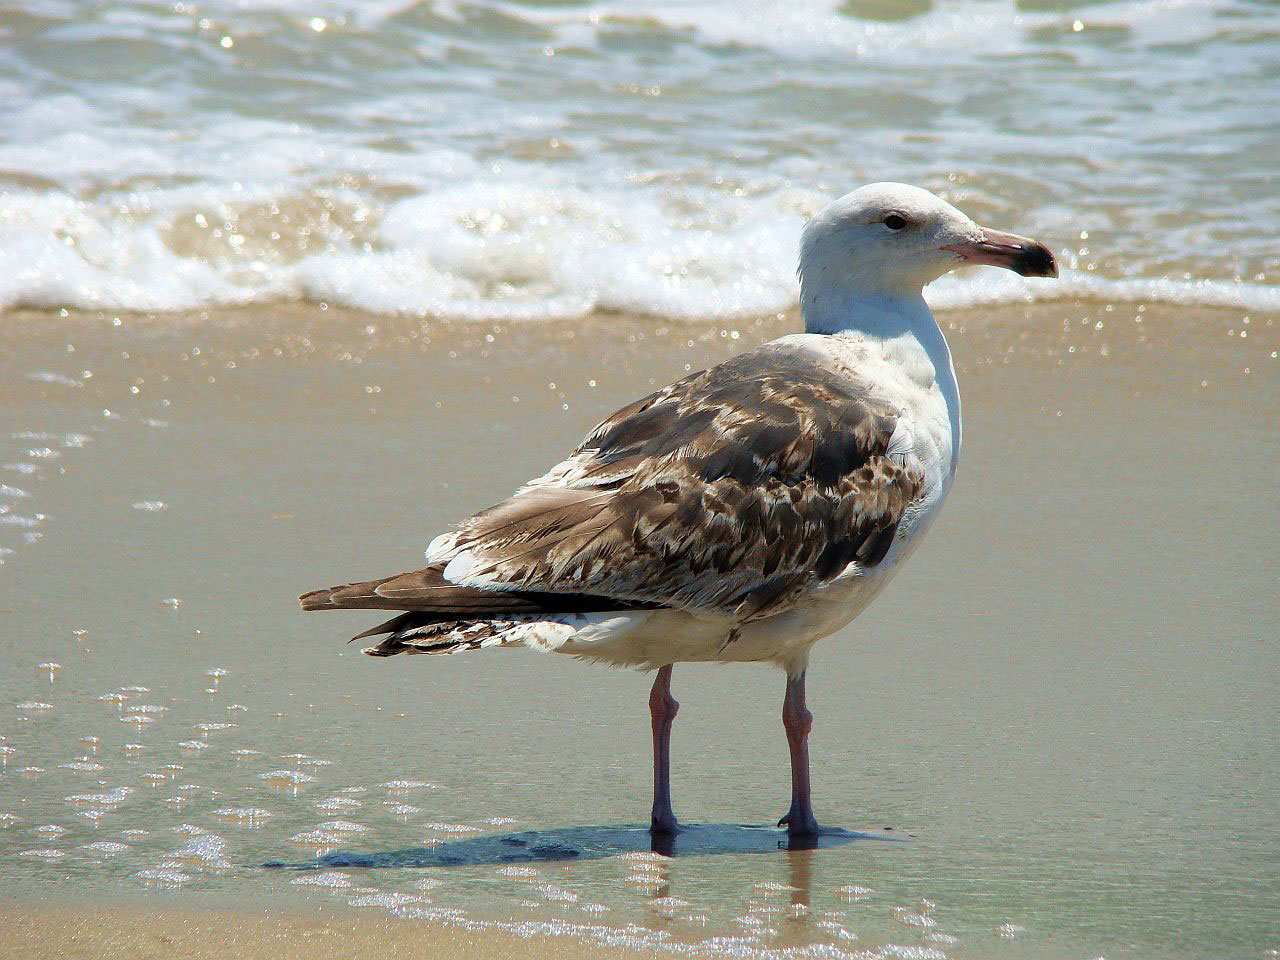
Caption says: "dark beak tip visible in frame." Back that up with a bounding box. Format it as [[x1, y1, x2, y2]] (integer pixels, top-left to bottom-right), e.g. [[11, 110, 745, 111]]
[[1015, 243, 1059, 279], [955, 231, 1060, 279]]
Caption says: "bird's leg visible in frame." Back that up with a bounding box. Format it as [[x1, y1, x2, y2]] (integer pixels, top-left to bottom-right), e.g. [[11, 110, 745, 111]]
[[649, 663, 680, 835], [778, 670, 821, 837]]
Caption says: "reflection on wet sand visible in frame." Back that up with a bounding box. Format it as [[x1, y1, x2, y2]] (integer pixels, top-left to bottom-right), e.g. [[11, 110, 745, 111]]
[[272, 822, 887, 948], [276, 821, 891, 869]]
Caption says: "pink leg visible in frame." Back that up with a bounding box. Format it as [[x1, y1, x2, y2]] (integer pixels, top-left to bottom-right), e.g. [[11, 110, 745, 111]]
[[649, 664, 680, 834], [778, 671, 820, 837]]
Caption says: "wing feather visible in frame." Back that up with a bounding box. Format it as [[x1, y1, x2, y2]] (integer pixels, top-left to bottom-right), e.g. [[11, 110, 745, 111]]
[[429, 340, 926, 621]]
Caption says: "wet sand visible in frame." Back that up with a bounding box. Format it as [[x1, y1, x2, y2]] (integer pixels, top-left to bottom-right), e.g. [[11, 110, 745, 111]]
[[0, 902, 663, 960], [0, 300, 1276, 960]]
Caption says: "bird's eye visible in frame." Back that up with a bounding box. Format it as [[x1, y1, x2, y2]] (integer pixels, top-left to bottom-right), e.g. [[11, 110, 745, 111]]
[[883, 214, 908, 231]]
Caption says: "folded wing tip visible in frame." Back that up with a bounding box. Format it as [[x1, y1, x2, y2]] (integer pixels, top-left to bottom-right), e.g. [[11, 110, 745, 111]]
[[299, 588, 334, 611]]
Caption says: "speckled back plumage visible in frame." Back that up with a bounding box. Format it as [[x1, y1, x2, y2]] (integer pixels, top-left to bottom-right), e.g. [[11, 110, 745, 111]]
[[430, 343, 922, 618]]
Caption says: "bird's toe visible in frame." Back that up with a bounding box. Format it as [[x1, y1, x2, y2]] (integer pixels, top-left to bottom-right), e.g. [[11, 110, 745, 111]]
[[650, 814, 680, 836], [777, 810, 821, 837]]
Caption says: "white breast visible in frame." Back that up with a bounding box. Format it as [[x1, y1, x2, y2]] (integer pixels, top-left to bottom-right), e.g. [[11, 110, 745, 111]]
[[757, 326, 961, 655]]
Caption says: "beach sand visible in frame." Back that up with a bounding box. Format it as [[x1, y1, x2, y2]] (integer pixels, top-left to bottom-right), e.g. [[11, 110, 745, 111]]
[[0, 299, 1276, 960], [0, 901, 663, 960]]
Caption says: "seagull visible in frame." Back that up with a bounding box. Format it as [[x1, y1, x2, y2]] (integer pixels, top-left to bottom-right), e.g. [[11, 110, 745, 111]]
[[300, 182, 1057, 838]]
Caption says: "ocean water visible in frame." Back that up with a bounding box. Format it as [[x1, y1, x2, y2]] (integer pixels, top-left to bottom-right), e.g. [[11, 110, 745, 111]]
[[1, 0, 1277, 321]]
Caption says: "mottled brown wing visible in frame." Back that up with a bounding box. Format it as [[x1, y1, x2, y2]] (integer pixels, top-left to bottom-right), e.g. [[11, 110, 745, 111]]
[[427, 341, 925, 621]]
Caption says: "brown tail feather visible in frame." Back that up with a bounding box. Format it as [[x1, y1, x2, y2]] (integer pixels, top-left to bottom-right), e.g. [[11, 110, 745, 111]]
[[350, 612, 421, 642], [302, 563, 664, 654], [299, 564, 662, 617], [299, 575, 407, 612], [299, 577, 396, 612], [361, 619, 523, 657]]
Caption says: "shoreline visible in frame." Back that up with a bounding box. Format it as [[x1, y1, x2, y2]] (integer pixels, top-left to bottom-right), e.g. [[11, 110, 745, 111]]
[[3, 289, 1276, 326]]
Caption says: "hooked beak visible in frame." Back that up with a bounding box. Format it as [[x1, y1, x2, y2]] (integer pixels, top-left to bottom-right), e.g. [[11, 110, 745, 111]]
[[942, 228, 1058, 278]]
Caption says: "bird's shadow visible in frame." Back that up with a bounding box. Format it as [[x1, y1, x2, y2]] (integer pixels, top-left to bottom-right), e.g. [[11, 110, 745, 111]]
[[265, 822, 900, 871]]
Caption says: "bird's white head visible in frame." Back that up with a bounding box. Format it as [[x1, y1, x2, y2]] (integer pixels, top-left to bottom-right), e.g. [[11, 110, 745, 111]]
[[799, 182, 1057, 333]]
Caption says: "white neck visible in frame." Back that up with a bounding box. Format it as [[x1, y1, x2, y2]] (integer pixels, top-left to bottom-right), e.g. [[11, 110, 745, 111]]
[[801, 286, 962, 472], [802, 284, 929, 336]]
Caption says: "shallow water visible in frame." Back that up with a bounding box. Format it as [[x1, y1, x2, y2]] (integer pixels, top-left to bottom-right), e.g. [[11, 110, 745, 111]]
[[1, 0, 1278, 319], [0, 303, 1276, 959]]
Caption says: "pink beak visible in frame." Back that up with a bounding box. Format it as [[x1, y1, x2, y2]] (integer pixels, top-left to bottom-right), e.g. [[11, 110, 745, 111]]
[[942, 228, 1058, 278]]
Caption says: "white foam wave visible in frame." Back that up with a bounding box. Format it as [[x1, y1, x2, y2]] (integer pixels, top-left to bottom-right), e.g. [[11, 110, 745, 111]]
[[0, 177, 808, 321], [496, 0, 1058, 61], [0, 177, 1273, 322], [924, 270, 1280, 314], [160, 0, 1247, 61]]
